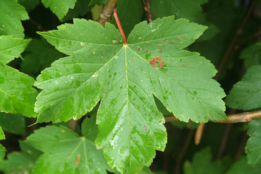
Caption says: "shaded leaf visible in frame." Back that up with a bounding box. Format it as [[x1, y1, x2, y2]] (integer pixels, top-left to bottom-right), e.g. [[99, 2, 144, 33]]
[[25, 117, 110, 174], [0, 112, 26, 135], [36, 17, 225, 173], [150, 0, 218, 41], [226, 156, 261, 174], [0, 141, 42, 174], [89, 0, 108, 5], [0, 35, 37, 117], [0, 0, 29, 38], [41, 0, 77, 20], [246, 119, 261, 165], [183, 147, 232, 174], [240, 42, 261, 69], [226, 65, 261, 110], [18, 0, 40, 12], [21, 38, 64, 77], [0, 126, 6, 162], [63, 0, 92, 22]]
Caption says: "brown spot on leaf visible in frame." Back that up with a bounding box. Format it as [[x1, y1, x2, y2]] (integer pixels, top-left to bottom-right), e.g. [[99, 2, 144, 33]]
[[143, 125, 148, 131], [75, 155, 80, 166], [61, 129, 65, 133]]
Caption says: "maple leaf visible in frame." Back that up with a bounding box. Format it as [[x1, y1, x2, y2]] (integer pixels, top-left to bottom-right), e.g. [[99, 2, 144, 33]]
[[226, 65, 261, 110], [35, 16, 226, 173], [41, 0, 77, 20], [245, 119, 261, 166], [25, 116, 112, 174], [0, 141, 41, 174], [0, 0, 29, 38], [0, 35, 38, 117]]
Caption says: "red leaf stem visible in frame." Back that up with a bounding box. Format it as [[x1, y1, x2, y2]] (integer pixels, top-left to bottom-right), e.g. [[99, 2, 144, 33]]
[[113, 9, 127, 44]]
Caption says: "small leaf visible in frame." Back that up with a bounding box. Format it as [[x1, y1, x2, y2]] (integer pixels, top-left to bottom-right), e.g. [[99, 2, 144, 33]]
[[0, 141, 42, 174], [226, 65, 261, 110], [246, 119, 261, 165], [240, 42, 261, 69], [0, 112, 26, 135], [183, 147, 232, 174], [25, 117, 110, 174], [0, 126, 6, 162], [0, 0, 29, 38], [226, 156, 261, 174], [41, 0, 77, 20], [0, 35, 38, 117]]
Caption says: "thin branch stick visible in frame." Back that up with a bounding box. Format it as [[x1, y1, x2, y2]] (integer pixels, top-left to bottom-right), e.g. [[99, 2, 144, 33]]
[[98, 0, 118, 26], [69, 119, 78, 131], [215, 0, 259, 79], [164, 110, 261, 123], [195, 123, 205, 145], [29, 18, 48, 31], [233, 131, 248, 161], [174, 129, 194, 174], [216, 109, 237, 159], [142, 0, 153, 23], [216, 124, 233, 159]]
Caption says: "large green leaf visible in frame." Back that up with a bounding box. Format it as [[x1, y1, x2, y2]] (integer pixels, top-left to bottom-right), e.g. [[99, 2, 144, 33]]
[[0, 35, 37, 117], [36, 17, 226, 173], [183, 147, 231, 174], [0, 0, 29, 38], [41, 0, 77, 20], [21, 38, 64, 77], [225, 65, 261, 110], [0, 141, 41, 174], [226, 156, 261, 174], [240, 42, 261, 69], [0, 126, 6, 162], [246, 119, 261, 165], [25, 116, 110, 174], [0, 112, 26, 135]]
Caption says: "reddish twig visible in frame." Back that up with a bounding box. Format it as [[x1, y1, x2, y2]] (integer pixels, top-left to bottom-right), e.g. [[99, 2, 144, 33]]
[[113, 9, 127, 44]]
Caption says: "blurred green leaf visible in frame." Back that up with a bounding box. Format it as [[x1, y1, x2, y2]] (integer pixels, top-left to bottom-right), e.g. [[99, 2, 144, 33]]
[[0, 113, 26, 135], [226, 65, 261, 110]]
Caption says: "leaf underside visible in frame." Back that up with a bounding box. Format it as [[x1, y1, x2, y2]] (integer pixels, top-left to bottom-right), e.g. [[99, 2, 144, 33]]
[[36, 16, 226, 173]]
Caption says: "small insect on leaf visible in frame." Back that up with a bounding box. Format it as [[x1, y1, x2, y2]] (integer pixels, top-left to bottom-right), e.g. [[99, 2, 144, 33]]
[[159, 50, 162, 53], [112, 40, 118, 43], [137, 46, 140, 50]]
